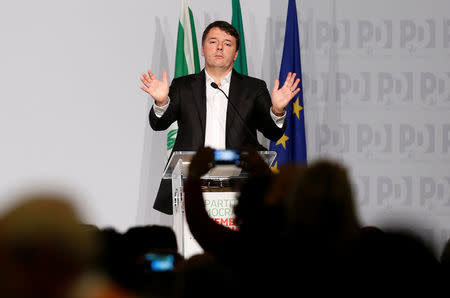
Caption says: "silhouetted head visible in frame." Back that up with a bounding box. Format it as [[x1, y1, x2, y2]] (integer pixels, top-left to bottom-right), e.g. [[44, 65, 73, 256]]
[[441, 237, 450, 266], [0, 192, 97, 298], [284, 160, 360, 248]]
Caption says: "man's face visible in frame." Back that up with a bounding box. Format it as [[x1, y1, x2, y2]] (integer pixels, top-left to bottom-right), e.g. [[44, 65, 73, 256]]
[[201, 27, 238, 72]]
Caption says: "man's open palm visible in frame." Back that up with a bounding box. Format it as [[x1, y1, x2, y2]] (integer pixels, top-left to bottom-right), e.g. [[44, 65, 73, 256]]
[[140, 70, 170, 106], [271, 72, 300, 114]]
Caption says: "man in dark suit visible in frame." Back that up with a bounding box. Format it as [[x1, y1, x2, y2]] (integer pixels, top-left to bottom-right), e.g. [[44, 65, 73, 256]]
[[140, 21, 300, 214]]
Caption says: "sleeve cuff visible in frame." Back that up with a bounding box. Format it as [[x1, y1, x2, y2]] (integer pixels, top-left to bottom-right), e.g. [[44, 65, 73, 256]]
[[270, 107, 286, 128], [153, 98, 171, 118]]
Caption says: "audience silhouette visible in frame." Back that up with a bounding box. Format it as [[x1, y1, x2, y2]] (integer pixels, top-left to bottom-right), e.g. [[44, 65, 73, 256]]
[[0, 150, 447, 297]]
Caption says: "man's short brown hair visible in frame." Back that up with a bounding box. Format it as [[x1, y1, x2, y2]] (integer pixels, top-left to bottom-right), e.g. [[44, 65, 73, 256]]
[[201, 20, 240, 51]]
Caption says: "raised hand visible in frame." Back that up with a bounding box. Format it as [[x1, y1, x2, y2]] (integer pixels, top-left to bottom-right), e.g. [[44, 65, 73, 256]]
[[239, 146, 271, 177], [140, 70, 170, 106], [271, 72, 301, 115], [188, 147, 215, 179]]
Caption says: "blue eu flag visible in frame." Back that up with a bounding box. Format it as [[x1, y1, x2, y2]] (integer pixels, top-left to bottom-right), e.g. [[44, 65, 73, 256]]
[[270, 0, 307, 171]]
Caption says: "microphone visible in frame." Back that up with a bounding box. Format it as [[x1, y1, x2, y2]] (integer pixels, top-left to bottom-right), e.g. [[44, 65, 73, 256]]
[[210, 82, 221, 90], [210, 82, 263, 150]]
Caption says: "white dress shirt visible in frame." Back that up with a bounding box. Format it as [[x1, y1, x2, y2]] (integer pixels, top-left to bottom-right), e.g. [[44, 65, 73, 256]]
[[152, 70, 286, 149], [203, 70, 231, 149]]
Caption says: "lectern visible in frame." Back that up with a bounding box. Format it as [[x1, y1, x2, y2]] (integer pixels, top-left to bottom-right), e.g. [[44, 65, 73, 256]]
[[162, 151, 276, 258]]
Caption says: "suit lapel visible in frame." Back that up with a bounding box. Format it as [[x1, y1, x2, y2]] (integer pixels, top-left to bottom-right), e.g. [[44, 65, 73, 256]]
[[190, 70, 207, 141], [226, 70, 245, 146]]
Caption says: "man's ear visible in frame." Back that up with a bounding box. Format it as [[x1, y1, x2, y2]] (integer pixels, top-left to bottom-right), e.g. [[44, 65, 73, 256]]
[[234, 50, 239, 61], [201, 46, 204, 57]]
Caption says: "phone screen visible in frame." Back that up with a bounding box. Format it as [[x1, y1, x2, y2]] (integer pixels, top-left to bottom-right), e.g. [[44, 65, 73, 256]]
[[214, 150, 240, 165], [144, 253, 175, 272]]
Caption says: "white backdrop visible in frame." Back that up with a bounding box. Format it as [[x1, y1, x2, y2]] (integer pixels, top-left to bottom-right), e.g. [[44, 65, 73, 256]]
[[1, 0, 449, 255]]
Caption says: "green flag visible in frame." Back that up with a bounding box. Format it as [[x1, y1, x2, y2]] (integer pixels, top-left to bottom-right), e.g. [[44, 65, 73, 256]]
[[174, 0, 200, 78], [231, 0, 248, 75], [167, 0, 201, 153]]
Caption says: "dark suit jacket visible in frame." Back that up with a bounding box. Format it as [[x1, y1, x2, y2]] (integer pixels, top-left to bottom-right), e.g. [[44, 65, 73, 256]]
[[150, 69, 286, 214]]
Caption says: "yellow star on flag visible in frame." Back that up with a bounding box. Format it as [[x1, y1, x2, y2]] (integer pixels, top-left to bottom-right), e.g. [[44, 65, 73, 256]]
[[270, 161, 279, 174], [292, 97, 303, 120], [276, 134, 290, 150]]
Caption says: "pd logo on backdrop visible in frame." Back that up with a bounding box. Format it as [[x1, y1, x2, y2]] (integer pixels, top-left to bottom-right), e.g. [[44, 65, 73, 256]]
[[303, 72, 450, 108], [299, 18, 449, 52], [312, 123, 450, 160], [355, 175, 450, 213]]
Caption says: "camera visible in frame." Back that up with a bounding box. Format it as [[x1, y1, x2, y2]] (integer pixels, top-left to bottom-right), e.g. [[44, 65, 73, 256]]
[[214, 149, 240, 165], [143, 253, 175, 272]]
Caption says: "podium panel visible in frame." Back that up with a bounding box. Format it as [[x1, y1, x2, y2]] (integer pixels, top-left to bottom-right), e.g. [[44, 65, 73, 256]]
[[178, 192, 238, 259], [164, 151, 276, 258]]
